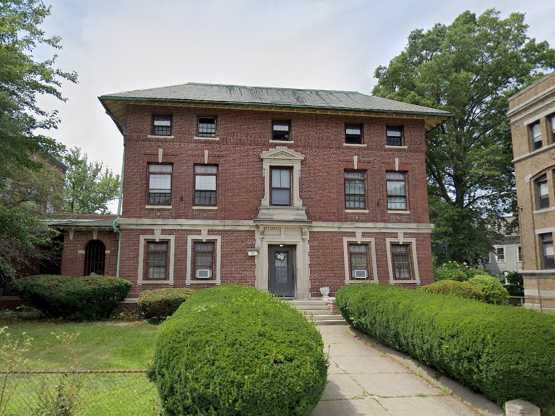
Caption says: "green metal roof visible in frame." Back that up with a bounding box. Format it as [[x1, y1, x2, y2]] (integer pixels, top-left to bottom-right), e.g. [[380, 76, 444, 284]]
[[99, 82, 449, 117]]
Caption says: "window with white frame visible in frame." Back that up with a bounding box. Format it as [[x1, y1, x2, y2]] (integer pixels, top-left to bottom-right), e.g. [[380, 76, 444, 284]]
[[345, 123, 363, 144], [348, 243, 369, 280], [152, 115, 172, 136], [386, 172, 408, 211], [192, 241, 215, 280], [386, 126, 404, 146], [194, 165, 217, 206], [270, 167, 292, 206], [540, 233, 554, 269], [148, 164, 173, 206], [272, 120, 291, 141], [495, 246, 505, 262], [145, 241, 169, 280], [197, 116, 217, 137], [535, 174, 549, 209], [530, 121, 542, 151], [344, 170, 367, 209], [390, 243, 414, 281]]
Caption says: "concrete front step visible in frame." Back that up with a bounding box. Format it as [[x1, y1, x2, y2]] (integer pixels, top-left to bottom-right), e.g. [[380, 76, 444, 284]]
[[301, 308, 331, 315], [287, 299, 346, 325]]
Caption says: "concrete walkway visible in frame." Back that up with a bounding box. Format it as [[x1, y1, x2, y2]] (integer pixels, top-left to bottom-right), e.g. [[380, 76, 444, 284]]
[[313, 326, 503, 416]]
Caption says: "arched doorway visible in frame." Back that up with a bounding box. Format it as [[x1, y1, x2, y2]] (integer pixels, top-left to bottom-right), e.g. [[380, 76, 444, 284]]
[[84, 240, 106, 276]]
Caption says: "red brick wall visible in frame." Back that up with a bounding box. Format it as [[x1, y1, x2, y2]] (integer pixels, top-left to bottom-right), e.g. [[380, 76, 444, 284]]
[[60, 230, 118, 277], [121, 106, 429, 224], [118, 229, 257, 297], [309, 231, 433, 297], [115, 228, 432, 298]]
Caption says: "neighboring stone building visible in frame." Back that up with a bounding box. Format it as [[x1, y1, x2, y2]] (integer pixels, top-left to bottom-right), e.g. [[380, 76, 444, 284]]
[[53, 83, 448, 299], [508, 72, 555, 311]]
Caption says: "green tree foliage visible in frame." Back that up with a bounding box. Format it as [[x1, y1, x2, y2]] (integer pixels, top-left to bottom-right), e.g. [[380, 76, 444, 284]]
[[372, 10, 555, 264], [0, 0, 76, 177], [0, 0, 76, 282], [63, 147, 120, 214]]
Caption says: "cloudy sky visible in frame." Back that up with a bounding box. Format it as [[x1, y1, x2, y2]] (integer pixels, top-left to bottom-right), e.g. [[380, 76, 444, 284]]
[[39, 0, 555, 176]]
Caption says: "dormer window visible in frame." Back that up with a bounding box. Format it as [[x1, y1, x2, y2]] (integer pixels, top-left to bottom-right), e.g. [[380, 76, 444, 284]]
[[272, 120, 291, 141], [345, 123, 363, 144], [152, 115, 172, 136], [197, 116, 217, 137], [530, 121, 542, 151]]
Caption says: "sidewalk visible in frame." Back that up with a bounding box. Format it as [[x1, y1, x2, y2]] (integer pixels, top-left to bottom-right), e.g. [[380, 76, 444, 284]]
[[312, 326, 503, 416]]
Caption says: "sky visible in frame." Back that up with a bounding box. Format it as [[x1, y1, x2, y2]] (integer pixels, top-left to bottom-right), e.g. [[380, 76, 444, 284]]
[[39, 0, 555, 177]]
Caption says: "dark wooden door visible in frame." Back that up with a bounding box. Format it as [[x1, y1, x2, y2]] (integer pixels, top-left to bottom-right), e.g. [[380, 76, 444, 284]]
[[269, 245, 296, 297], [84, 240, 106, 276]]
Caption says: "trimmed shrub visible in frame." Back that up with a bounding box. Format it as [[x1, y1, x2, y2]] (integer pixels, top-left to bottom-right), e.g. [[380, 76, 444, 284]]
[[16, 275, 131, 320], [422, 279, 482, 300], [434, 261, 483, 281], [149, 285, 327, 416], [336, 284, 555, 410], [138, 288, 194, 321], [468, 274, 510, 304]]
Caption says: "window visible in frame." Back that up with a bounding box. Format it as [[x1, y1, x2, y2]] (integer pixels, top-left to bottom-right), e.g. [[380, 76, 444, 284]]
[[386, 172, 408, 210], [345, 123, 363, 144], [518, 246, 523, 262], [197, 116, 217, 137], [148, 164, 172, 206], [344, 171, 367, 209], [152, 115, 172, 136], [146, 241, 168, 280], [495, 247, 505, 262], [194, 165, 217, 206], [270, 167, 292, 206], [550, 114, 555, 142], [348, 243, 369, 279], [272, 120, 291, 141], [386, 126, 404, 146], [530, 121, 542, 151], [193, 241, 215, 279], [540, 233, 554, 269], [391, 243, 413, 280], [535, 175, 549, 209]]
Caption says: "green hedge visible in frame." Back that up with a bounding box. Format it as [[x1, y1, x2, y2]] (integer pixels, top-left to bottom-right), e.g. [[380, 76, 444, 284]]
[[423, 276, 509, 304], [138, 288, 194, 321], [336, 284, 555, 410], [149, 285, 327, 416], [467, 275, 510, 304], [422, 279, 482, 300], [16, 275, 131, 320]]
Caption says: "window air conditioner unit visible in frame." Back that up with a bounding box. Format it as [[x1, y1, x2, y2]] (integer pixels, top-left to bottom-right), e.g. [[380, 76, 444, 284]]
[[353, 270, 368, 279], [196, 269, 212, 279]]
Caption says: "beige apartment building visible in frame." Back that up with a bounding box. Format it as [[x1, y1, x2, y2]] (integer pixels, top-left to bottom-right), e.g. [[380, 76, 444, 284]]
[[509, 72, 555, 312]]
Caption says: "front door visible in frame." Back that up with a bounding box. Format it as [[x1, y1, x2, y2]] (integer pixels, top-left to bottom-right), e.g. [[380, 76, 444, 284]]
[[269, 245, 296, 297]]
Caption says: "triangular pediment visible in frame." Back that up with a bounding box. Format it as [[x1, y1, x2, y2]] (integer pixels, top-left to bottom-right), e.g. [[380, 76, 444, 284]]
[[261, 146, 305, 161]]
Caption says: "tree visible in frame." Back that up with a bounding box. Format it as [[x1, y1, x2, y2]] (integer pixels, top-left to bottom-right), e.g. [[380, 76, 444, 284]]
[[372, 9, 555, 264], [0, 0, 76, 283], [63, 147, 120, 214], [0, 0, 76, 178]]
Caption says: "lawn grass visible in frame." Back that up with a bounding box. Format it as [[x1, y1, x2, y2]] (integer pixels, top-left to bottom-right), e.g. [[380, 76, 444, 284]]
[[0, 319, 161, 415], [0, 319, 159, 369]]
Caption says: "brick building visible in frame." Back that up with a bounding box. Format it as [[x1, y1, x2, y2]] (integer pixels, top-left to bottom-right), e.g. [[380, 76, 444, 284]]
[[53, 83, 448, 299], [508, 73, 555, 311]]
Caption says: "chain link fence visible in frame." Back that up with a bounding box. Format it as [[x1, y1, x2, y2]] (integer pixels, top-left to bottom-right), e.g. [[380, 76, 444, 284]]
[[0, 369, 160, 416]]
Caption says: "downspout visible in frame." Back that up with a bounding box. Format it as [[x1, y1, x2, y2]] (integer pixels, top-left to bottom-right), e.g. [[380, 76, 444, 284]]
[[112, 218, 121, 278], [114, 149, 125, 278]]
